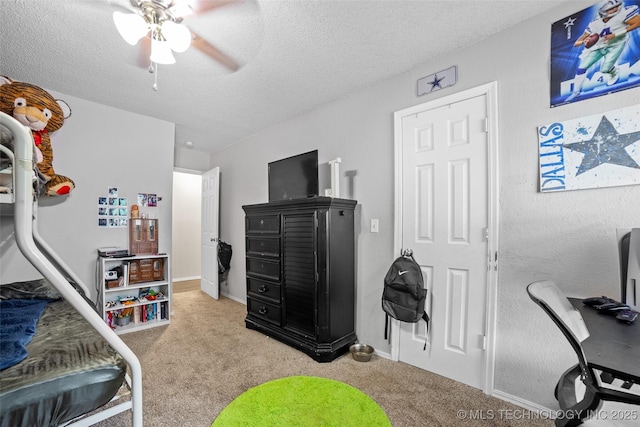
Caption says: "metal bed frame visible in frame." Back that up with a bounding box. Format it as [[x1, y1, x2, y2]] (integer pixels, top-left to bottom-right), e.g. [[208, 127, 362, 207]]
[[0, 111, 143, 426]]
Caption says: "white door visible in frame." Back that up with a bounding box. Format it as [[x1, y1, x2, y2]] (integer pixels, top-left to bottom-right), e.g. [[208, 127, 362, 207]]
[[393, 84, 498, 391], [201, 167, 220, 299]]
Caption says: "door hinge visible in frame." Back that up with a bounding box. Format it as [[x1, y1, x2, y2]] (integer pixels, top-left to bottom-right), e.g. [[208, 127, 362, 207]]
[[483, 227, 489, 241], [483, 117, 489, 133], [482, 335, 487, 350]]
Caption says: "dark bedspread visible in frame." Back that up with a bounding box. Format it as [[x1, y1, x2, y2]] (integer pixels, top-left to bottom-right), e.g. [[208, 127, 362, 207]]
[[0, 279, 127, 427]]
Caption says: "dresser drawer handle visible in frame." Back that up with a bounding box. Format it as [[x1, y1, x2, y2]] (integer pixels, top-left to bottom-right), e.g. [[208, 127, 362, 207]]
[[258, 306, 268, 315], [258, 285, 268, 293]]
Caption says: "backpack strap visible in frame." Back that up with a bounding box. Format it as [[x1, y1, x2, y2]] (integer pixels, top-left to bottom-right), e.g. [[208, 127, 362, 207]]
[[384, 311, 429, 349], [422, 312, 429, 351], [384, 313, 389, 340]]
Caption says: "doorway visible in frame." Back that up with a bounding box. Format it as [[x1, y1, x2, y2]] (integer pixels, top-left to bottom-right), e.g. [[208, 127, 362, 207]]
[[392, 82, 499, 393], [171, 171, 202, 284]]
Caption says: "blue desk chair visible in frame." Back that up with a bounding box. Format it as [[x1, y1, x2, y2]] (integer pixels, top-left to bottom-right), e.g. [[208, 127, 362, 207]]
[[526, 280, 640, 427]]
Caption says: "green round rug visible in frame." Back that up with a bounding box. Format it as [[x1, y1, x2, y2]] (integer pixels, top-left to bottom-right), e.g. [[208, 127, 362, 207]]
[[212, 375, 391, 426]]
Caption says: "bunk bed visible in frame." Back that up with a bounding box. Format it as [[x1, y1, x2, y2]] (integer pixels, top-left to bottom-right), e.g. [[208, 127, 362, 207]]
[[0, 111, 143, 426]]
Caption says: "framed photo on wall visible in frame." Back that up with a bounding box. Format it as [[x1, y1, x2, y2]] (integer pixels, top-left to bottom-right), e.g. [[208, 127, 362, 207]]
[[550, 0, 640, 107]]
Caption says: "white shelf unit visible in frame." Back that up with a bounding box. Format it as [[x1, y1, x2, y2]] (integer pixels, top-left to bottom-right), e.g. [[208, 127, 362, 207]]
[[97, 254, 171, 334]]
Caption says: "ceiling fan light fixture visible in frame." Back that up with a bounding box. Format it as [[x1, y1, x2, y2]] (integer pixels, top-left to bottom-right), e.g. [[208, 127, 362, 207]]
[[162, 21, 192, 53], [113, 11, 149, 45], [150, 37, 176, 64]]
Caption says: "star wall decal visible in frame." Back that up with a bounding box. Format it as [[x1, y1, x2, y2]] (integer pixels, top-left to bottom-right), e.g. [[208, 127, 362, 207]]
[[564, 115, 640, 176], [417, 66, 457, 96], [428, 74, 444, 91]]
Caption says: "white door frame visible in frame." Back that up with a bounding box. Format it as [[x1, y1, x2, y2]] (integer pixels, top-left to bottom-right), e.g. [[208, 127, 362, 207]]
[[392, 82, 500, 394]]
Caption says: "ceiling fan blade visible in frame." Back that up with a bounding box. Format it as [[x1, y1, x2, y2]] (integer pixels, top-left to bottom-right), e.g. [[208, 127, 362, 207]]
[[190, 32, 240, 71], [137, 35, 152, 69], [184, 0, 242, 16]]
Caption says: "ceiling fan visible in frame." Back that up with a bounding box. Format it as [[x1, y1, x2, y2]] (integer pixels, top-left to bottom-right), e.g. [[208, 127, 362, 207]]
[[112, 0, 242, 73]]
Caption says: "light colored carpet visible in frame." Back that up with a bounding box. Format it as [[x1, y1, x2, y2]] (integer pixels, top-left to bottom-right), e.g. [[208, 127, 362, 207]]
[[93, 289, 554, 427], [173, 279, 200, 293]]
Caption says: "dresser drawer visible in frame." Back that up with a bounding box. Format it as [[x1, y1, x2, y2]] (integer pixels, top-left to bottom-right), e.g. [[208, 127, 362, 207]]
[[246, 257, 280, 281], [247, 298, 281, 326], [246, 214, 280, 234], [247, 277, 280, 304], [246, 237, 280, 258]]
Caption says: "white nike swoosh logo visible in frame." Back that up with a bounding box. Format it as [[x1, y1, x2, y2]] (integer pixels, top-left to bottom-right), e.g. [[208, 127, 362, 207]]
[[399, 271, 409, 276]]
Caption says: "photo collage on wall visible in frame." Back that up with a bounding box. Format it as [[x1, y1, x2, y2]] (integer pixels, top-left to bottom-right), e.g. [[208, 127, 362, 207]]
[[137, 193, 158, 208], [98, 187, 128, 228], [98, 188, 159, 228]]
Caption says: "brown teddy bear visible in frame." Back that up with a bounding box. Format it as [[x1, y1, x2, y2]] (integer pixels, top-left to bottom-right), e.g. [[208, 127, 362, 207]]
[[0, 76, 74, 196]]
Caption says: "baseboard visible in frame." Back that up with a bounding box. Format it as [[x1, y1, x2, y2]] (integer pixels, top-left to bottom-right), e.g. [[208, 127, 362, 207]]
[[172, 276, 200, 283], [220, 292, 245, 305], [491, 389, 555, 417], [373, 349, 392, 360]]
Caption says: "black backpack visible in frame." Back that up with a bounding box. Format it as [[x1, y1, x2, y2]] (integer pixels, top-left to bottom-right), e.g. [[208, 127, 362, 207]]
[[382, 250, 429, 347], [218, 241, 232, 274]]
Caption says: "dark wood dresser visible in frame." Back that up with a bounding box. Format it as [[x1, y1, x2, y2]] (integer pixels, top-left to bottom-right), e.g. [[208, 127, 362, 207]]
[[242, 197, 357, 362]]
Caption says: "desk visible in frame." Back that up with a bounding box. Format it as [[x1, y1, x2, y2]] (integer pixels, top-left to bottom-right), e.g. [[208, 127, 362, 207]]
[[570, 298, 640, 383], [554, 299, 640, 427]]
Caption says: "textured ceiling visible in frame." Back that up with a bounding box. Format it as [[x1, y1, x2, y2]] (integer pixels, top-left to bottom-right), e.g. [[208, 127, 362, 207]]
[[1, 0, 572, 154]]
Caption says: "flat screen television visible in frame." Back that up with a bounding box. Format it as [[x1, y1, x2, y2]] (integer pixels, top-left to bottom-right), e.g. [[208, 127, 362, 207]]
[[268, 150, 319, 202]]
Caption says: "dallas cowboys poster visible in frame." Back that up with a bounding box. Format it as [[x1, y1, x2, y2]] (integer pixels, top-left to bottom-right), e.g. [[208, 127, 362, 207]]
[[538, 104, 640, 192], [550, 0, 640, 107]]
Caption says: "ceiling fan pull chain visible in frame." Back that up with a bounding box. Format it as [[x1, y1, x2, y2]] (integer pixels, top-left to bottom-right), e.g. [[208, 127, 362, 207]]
[[153, 63, 159, 91]]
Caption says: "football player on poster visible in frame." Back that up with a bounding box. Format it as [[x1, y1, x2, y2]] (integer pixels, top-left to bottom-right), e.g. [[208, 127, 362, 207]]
[[551, 0, 640, 106]]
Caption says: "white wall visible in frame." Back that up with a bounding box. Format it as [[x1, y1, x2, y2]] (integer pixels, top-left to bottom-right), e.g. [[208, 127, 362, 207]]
[[174, 146, 211, 171], [210, 0, 640, 410], [0, 92, 175, 304], [171, 171, 202, 281]]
